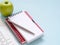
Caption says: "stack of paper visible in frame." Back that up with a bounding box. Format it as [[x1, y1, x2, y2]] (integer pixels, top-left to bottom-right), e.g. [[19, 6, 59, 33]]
[[5, 11, 44, 44]]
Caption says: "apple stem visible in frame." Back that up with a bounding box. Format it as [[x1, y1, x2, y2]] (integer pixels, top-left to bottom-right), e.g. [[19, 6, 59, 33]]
[[5, 1, 8, 4]]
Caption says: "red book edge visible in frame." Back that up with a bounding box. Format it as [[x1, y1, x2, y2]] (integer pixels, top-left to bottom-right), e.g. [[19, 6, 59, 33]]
[[5, 18, 26, 44]]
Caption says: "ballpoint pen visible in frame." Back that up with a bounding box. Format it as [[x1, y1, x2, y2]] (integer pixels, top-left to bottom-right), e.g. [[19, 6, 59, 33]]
[[11, 22, 34, 35]]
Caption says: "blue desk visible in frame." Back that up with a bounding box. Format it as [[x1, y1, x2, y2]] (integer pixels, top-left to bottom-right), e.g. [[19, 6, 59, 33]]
[[0, 0, 60, 45]]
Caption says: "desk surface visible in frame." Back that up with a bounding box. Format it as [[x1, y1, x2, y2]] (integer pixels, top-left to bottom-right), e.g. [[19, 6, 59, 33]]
[[0, 0, 60, 45]]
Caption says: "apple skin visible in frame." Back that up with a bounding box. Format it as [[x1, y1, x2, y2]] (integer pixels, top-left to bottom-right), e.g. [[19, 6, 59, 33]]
[[1, 1, 13, 17], [0, 3, 1, 12]]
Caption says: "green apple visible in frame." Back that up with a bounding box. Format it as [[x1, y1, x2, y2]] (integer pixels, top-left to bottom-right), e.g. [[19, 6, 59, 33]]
[[0, 3, 1, 11], [0, 1, 13, 17]]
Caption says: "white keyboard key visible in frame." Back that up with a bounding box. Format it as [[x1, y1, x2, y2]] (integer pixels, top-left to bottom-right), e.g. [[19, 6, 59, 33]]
[[0, 18, 20, 45]]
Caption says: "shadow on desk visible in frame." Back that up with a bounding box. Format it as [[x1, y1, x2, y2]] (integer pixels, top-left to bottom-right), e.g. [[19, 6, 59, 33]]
[[27, 35, 44, 45]]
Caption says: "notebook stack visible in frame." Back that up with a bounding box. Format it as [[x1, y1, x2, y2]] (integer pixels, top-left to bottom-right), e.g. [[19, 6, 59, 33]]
[[5, 11, 44, 44]]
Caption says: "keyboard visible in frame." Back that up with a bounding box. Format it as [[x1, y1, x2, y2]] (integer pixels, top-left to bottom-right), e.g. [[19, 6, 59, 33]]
[[0, 31, 15, 45], [0, 18, 19, 45]]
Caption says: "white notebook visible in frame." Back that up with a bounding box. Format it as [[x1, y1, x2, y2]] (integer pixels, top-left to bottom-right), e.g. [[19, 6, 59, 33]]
[[0, 18, 19, 45], [8, 11, 44, 43]]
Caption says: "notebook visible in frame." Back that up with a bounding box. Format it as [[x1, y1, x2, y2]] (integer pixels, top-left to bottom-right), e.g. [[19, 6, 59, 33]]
[[6, 11, 44, 44], [0, 18, 19, 45], [5, 18, 26, 44]]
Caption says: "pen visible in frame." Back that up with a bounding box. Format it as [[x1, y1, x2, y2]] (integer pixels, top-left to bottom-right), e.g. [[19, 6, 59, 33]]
[[12, 22, 34, 35]]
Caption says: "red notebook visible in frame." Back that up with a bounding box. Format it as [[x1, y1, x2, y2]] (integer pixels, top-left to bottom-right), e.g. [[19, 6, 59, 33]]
[[5, 18, 26, 44], [5, 11, 44, 44]]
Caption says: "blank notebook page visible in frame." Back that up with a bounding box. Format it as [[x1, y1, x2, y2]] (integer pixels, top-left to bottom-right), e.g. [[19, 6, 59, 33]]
[[8, 11, 43, 43]]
